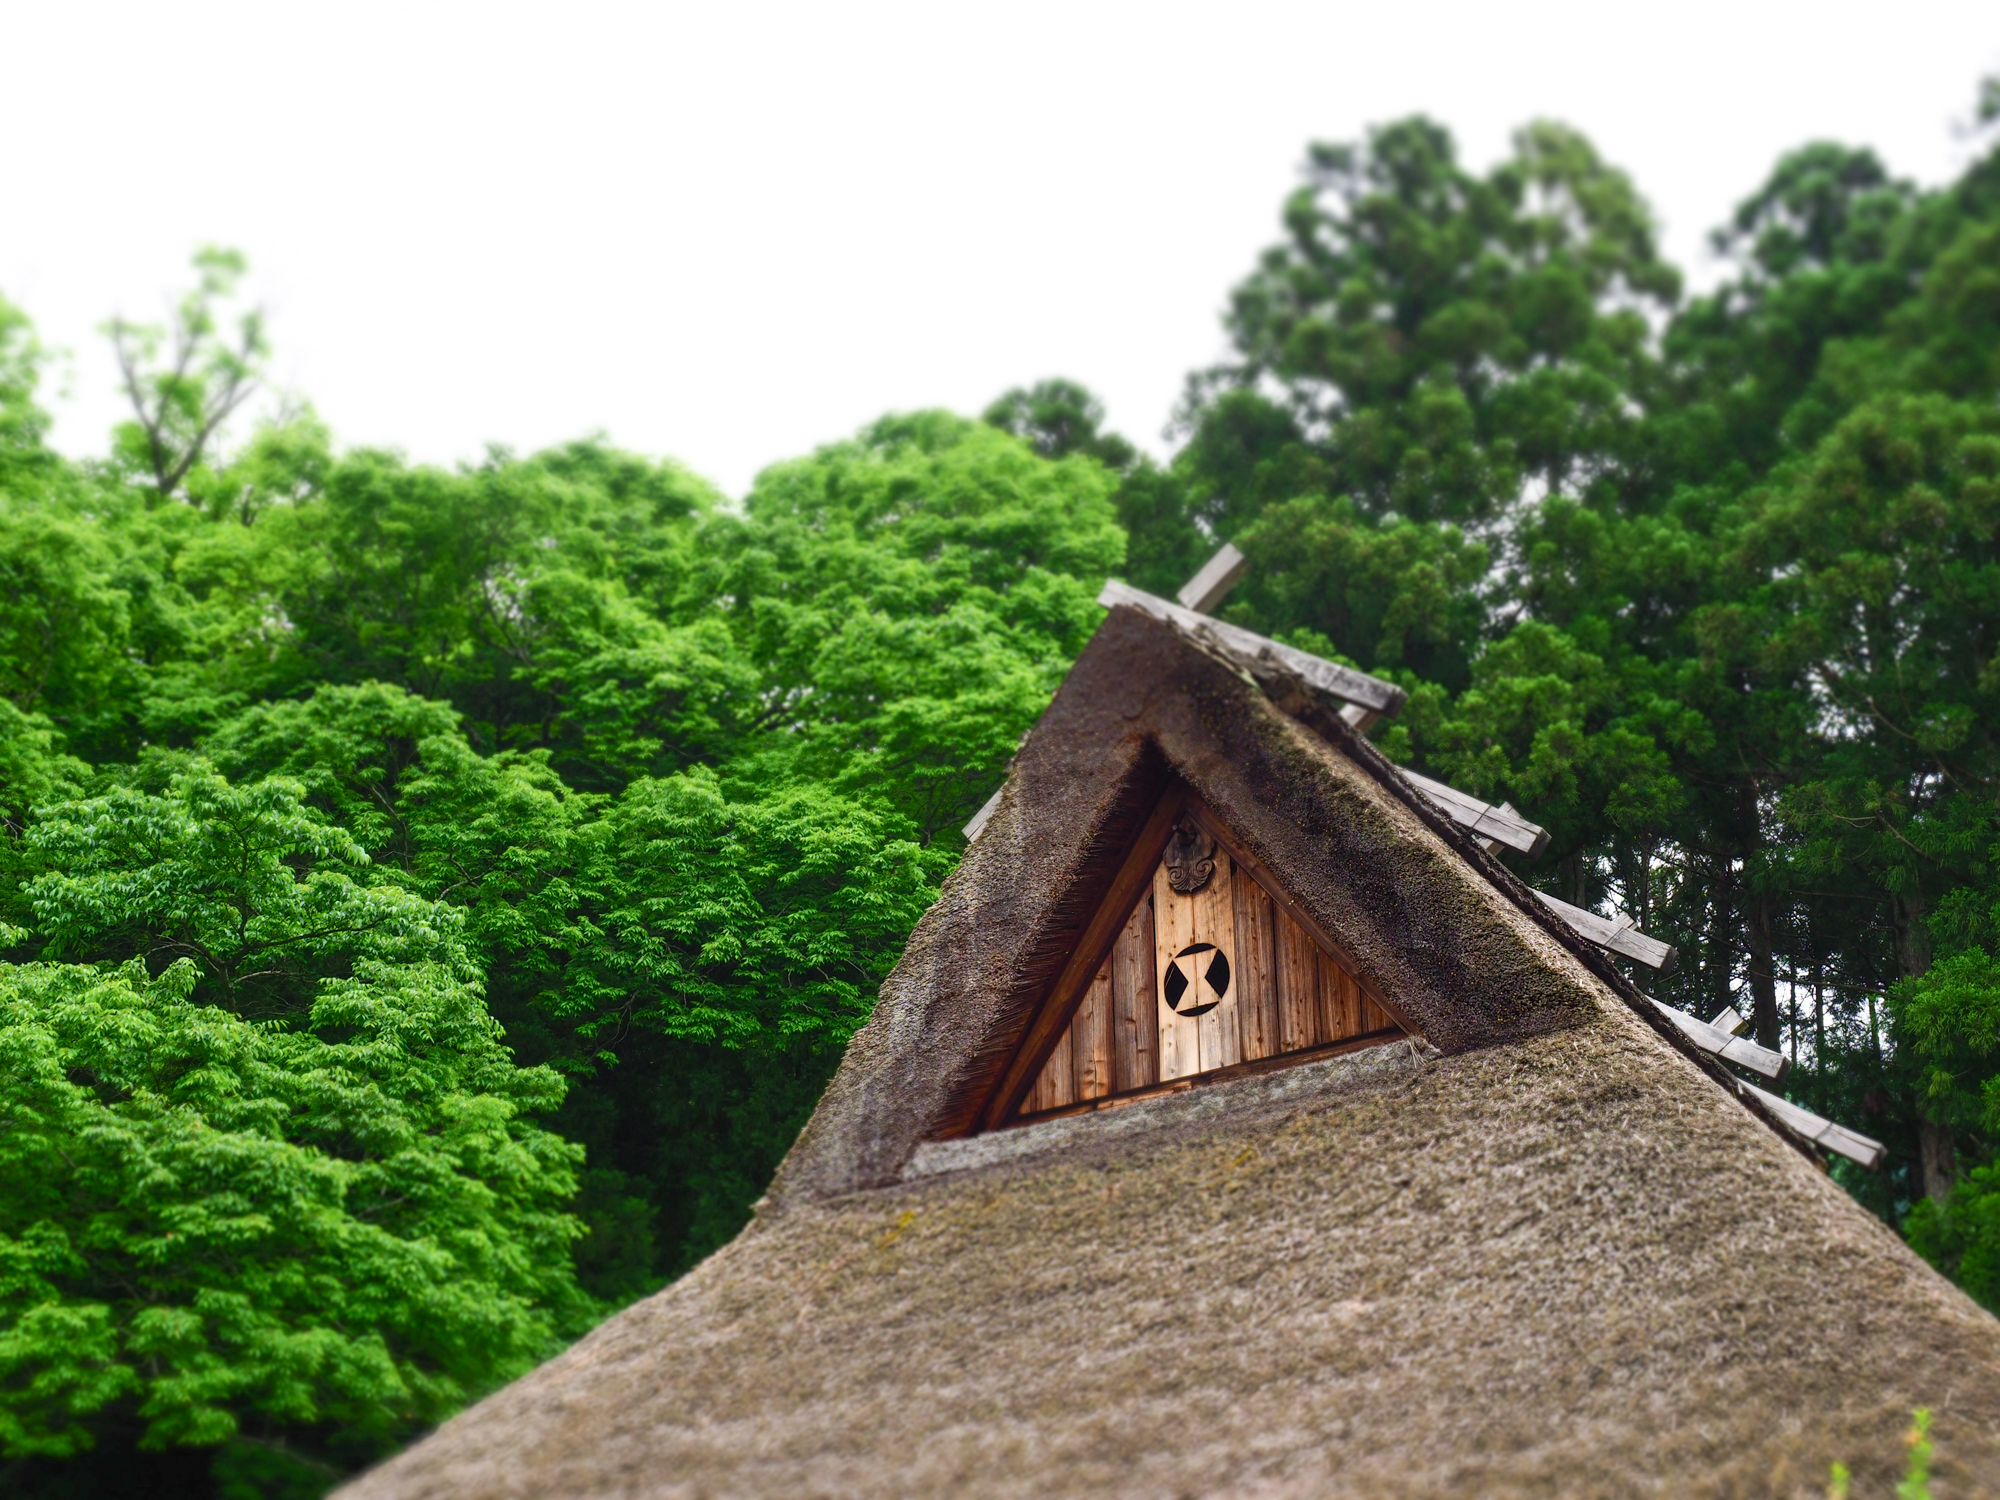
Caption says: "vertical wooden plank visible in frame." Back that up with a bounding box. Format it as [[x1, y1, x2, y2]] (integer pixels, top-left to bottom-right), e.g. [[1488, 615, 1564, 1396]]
[[1195, 853, 1241, 1074], [1113, 896, 1157, 1092], [1039, 1020, 1076, 1110], [1154, 863, 1201, 1080], [1320, 949, 1362, 1041], [1156, 855, 1242, 1081], [1274, 902, 1323, 1052], [1075, 966, 1115, 1100], [1232, 873, 1281, 1062], [1361, 991, 1397, 1035]]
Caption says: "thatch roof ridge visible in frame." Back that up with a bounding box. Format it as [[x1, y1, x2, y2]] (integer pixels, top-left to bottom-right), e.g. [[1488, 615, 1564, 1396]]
[[331, 600, 2000, 1499], [1094, 591, 1842, 1173], [765, 602, 1655, 1208]]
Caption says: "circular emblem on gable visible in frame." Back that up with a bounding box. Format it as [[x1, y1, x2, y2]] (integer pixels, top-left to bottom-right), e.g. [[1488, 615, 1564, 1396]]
[[1162, 942, 1232, 1017]]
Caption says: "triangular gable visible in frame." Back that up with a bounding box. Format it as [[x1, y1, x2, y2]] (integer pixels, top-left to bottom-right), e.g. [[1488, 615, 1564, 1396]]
[[991, 788, 1407, 1127], [774, 605, 1618, 1199]]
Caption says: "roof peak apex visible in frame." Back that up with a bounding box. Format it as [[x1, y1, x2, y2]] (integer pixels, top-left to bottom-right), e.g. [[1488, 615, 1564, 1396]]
[[1097, 579, 1408, 720]]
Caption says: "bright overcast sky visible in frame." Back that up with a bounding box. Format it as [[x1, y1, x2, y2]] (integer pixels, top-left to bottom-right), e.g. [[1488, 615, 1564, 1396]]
[[6, 1, 1998, 498]]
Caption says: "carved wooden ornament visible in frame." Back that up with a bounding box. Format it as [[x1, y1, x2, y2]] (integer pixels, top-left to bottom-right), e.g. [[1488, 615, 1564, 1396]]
[[1162, 817, 1216, 894]]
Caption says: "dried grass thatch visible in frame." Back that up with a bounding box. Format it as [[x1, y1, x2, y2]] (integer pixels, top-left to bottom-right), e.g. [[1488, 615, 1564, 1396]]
[[339, 603, 2000, 1498]]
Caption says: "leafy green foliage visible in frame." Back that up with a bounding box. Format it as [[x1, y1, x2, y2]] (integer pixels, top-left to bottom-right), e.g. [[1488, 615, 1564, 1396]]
[[0, 957, 583, 1464], [1185, 117, 1679, 529], [0, 294, 52, 484], [8, 83, 2000, 1495], [528, 769, 949, 1048], [983, 379, 1137, 470], [0, 762, 587, 1474], [106, 249, 269, 501]]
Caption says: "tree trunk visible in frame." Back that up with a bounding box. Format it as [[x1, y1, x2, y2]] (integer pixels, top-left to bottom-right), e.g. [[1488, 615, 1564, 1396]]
[[1704, 862, 1736, 1026], [1919, 1117, 1959, 1206], [1746, 887, 1780, 1052], [1558, 850, 1587, 908], [1786, 950, 1797, 1067], [1811, 949, 1824, 1081], [1895, 887, 1933, 978], [1895, 885, 1956, 1205], [1736, 780, 1781, 1050]]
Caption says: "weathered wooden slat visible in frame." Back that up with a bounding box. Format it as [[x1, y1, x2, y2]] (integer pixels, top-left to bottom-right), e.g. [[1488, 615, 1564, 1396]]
[[1320, 949, 1362, 1040], [1400, 769, 1550, 857], [1153, 860, 1201, 1081], [1708, 1004, 1753, 1037], [1033, 1029, 1074, 1111], [961, 783, 1004, 842], [1098, 580, 1406, 714], [1232, 874, 1281, 1063], [1337, 702, 1384, 735], [1274, 906, 1323, 1052], [1154, 853, 1241, 1080], [1196, 854, 1241, 1073], [1648, 998, 1787, 1080], [1200, 868, 1232, 1080], [1175, 541, 1250, 614], [1532, 889, 1678, 972], [1738, 1078, 1886, 1169], [1360, 992, 1397, 1034], [1111, 897, 1157, 1092], [984, 784, 1188, 1129], [1184, 798, 1418, 1041], [1075, 966, 1115, 1101]]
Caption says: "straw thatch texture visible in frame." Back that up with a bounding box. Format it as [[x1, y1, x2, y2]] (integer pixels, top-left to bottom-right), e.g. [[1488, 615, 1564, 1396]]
[[771, 604, 1635, 1203], [335, 602, 2000, 1496], [341, 1006, 2000, 1498]]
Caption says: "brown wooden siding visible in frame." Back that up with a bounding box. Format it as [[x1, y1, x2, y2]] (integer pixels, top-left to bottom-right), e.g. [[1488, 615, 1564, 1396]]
[[1021, 834, 1400, 1119]]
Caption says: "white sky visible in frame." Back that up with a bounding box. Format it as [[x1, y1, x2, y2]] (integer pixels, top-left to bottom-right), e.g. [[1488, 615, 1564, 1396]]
[[6, 0, 1998, 499]]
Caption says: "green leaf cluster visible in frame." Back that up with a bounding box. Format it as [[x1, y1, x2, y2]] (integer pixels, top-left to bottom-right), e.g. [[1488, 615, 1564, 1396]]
[[9, 76, 2000, 1493]]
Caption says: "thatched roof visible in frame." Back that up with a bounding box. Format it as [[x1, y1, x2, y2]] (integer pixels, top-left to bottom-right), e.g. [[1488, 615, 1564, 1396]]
[[340, 598, 2000, 1497]]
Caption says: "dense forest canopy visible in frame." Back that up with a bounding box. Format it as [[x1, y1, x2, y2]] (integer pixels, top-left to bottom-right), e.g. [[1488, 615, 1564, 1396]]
[[5, 86, 2000, 1493]]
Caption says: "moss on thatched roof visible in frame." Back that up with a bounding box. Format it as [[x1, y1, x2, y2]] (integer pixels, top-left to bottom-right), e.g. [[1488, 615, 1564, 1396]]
[[338, 601, 2000, 1498]]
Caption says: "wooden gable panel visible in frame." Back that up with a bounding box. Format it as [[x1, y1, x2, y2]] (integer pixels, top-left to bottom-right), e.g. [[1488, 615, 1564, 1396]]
[[1111, 897, 1157, 1093], [1231, 874, 1281, 1063], [1028, 930, 1139, 1113], [1016, 795, 1407, 1123], [1154, 848, 1240, 1081]]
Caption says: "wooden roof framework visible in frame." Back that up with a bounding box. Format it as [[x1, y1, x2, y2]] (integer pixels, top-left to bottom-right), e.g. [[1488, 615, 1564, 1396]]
[[963, 543, 1882, 1168]]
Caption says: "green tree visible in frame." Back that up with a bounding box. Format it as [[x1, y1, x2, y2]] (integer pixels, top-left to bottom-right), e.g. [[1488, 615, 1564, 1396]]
[[1, 767, 586, 1482], [1181, 116, 1679, 531], [0, 294, 54, 490], [106, 249, 269, 502], [983, 379, 1137, 469]]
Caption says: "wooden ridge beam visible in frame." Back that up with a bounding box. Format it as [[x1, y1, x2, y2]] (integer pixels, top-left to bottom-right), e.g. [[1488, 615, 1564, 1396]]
[[1534, 889, 1678, 972], [1401, 769, 1551, 858], [1097, 580, 1407, 716], [1648, 997, 1787, 1080]]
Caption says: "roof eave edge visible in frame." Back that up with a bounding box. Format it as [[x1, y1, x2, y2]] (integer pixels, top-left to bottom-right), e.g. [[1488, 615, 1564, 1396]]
[[1228, 644, 1851, 1177]]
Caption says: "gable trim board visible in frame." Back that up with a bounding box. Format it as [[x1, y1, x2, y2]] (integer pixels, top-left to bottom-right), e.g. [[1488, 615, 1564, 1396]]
[[973, 779, 1190, 1130]]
